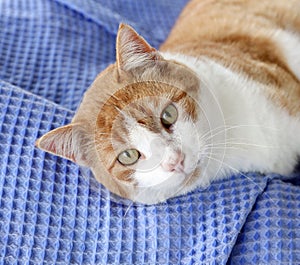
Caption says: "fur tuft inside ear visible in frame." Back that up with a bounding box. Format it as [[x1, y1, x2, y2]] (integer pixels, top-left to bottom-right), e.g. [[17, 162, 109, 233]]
[[35, 123, 89, 166], [36, 124, 76, 162], [116, 23, 162, 70]]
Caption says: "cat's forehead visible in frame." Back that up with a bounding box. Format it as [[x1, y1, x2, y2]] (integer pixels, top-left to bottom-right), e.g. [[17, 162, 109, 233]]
[[96, 82, 178, 139], [96, 80, 198, 139], [97, 81, 183, 126], [74, 57, 201, 130], [121, 95, 171, 122]]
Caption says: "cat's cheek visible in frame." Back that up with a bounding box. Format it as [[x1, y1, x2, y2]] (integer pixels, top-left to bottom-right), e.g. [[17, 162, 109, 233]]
[[178, 133, 202, 173], [182, 155, 200, 181]]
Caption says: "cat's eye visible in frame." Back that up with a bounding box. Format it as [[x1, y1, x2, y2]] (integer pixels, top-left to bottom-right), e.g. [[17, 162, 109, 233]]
[[161, 104, 178, 128], [117, 149, 140, 166]]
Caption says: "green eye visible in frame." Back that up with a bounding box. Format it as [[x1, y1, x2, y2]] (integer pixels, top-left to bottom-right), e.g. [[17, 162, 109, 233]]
[[117, 149, 140, 166], [161, 104, 178, 128]]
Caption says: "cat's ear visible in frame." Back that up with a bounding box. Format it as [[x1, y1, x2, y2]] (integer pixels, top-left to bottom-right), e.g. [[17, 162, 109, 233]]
[[116, 23, 162, 70], [35, 123, 89, 166]]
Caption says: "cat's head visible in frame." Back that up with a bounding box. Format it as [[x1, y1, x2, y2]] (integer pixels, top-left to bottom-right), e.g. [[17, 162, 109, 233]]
[[36, 24, 209, 204]]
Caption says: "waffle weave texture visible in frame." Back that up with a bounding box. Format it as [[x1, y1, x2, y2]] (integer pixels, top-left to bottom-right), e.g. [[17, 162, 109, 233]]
[[0, 1, 299, 264]]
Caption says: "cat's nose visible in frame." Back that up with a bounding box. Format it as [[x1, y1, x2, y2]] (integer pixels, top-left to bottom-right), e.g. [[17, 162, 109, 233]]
[[161, 151, 185, 173]]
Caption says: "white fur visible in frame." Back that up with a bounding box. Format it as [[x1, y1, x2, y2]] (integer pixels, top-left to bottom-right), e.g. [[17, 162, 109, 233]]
[[166, 53, 300, 180], [130, 52, 300, 201], [272, 29, 300, 81], [128, 101, 201, 190]]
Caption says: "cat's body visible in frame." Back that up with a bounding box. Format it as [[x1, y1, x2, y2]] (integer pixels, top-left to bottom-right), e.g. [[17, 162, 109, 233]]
[[36, 0, 300, 204]]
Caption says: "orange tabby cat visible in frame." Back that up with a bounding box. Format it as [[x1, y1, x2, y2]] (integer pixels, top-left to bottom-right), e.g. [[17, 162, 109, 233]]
[[36, 0, 300, 204]]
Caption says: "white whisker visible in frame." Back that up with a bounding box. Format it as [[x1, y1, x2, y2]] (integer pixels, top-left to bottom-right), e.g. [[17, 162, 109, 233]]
[[204, 142, 281, 149], [200, 124, 280, 143], [203, 154, 276, 205], [123, 201, 134, 217]]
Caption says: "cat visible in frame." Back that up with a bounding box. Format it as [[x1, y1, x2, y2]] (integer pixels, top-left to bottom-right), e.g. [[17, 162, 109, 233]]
[[36, 0, 300, 204]]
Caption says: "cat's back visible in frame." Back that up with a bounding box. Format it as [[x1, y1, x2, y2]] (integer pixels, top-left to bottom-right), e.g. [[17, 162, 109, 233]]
[[161, 0, 300, 116], [161, 0, 300, 49]]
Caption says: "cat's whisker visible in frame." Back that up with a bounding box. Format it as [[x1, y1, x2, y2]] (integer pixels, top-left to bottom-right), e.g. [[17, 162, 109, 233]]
[[203, 139, 252, 146], [201, 146, 247, 153], [123, 201, 134, 218], [202, 123, 279, 138], [203, 154, 277, 205], [198, 124, 232, 141], [204, 142, 281, 149], [202, 136, 250, 144], [200, 128, 239, 144], [200, 124, 280, 143], [199, 151, 238, 158]]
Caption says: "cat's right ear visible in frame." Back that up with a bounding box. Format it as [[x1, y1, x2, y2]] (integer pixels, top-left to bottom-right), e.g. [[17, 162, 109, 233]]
[[35, 123, 89, 166], [116, 23, 162, 71]]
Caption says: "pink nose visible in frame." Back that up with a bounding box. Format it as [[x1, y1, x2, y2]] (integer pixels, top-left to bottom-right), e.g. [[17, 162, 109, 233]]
[[161, 151, 185, 173]]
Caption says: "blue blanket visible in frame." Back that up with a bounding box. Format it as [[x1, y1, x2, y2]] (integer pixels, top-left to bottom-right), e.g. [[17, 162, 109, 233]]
[[0, 1, 299, 264]]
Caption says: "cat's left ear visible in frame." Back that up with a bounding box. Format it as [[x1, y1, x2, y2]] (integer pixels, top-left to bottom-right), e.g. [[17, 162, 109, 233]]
[[116, 23, 163, 70]]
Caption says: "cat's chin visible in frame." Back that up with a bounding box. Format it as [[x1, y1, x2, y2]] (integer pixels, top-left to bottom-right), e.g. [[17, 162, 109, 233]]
[[130, 173, 187, 204], [130, 168, 208, 205]]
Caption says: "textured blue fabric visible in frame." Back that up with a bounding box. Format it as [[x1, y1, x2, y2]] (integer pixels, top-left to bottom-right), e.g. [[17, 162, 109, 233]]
[[0, 1, 299, 264], [229, 178, 300, 264]]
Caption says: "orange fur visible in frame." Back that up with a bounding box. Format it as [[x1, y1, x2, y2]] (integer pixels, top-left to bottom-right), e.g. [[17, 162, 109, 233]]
[[161, 0, 300, 115]]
